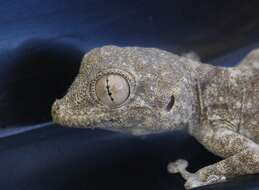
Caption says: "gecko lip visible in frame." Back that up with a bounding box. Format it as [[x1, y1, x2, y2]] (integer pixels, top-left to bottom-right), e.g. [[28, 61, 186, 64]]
[[51, 101, 132, 132], [51, 100, 112, 128]]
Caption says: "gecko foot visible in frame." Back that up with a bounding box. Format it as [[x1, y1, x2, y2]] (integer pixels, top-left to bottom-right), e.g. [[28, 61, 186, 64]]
[[168, 159, 226, 189], [168, 159, 189, 174]]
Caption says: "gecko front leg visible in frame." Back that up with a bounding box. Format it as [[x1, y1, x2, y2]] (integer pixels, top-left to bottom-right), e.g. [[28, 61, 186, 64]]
[[168, 159, 226, 189], [168, 127, 259, 189]]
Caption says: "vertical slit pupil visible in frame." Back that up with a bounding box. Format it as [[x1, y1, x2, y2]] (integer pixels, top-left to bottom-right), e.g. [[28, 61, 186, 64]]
[[166, 95, 175, 111], [106, 77, 114, 102]]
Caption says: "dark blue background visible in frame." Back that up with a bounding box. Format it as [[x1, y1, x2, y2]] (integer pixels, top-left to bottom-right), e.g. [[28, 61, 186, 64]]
[[0, 0, 259, 189]]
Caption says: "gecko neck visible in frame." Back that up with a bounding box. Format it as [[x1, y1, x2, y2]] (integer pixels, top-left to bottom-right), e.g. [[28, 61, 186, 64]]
[[181, 58, 221, 135]]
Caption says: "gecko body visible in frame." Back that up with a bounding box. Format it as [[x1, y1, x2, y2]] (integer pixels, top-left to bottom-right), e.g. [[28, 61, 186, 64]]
[[51, 46, 259, 189]]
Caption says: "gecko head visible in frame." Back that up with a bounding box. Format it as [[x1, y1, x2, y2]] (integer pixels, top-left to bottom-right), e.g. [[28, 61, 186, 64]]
[[51, 46, 194, 135]]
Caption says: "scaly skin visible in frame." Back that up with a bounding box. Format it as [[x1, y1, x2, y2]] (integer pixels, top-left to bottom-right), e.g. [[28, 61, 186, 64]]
[[51, 46, 259, 189]]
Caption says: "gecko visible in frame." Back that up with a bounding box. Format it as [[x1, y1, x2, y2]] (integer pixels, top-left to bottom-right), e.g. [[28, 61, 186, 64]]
[[51, 45, 259, 189]]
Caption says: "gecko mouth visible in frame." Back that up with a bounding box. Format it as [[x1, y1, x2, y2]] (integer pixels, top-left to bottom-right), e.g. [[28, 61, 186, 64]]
[[51, 97, 159, 135], [51, 101, 146, 134], [51, 100, 122, 129], [52, 107, 133, 133]]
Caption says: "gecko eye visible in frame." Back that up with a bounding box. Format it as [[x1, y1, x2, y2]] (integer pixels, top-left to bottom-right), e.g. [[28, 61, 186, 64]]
[[95, 74, 130, 108]]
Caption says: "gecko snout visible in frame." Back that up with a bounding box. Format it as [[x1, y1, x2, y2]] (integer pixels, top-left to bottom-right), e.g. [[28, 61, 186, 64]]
[[51, 100, 64, 123], [51, 101, 60, 117]]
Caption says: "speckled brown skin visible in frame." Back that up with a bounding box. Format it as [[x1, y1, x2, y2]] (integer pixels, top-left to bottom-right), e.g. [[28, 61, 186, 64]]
[[51, 46, 259, 189]]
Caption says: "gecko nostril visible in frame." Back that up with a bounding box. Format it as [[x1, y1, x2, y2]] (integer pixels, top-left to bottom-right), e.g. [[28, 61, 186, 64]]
[[51, 101, 60, 117]]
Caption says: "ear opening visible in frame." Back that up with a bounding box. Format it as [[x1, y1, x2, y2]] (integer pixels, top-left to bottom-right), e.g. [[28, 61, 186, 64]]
[[166, 95, 175, 111]]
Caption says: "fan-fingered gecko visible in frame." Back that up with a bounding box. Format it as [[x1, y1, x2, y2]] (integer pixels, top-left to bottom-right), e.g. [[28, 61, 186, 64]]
[[51, 46, 259, 189]]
